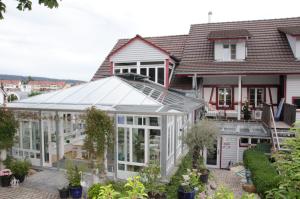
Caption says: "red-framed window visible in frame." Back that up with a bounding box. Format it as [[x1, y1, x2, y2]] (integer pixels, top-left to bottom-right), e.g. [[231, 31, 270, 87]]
[[292, 97, 300, 109], [217, 87, 233, 109], [248, 88, 265, 108]]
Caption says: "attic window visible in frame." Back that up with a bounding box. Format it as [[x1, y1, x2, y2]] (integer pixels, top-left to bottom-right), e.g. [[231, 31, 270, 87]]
[[140, 61, 164, 65], [115, 62, 137, 66]]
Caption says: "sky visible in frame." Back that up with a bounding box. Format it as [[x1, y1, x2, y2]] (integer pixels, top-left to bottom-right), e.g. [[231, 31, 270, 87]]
[[0, 0, 299, 81]]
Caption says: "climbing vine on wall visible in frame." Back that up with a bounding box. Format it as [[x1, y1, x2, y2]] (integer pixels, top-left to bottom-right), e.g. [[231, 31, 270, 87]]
[[83, 106, 114, 173], [0, 108, 19, 150]]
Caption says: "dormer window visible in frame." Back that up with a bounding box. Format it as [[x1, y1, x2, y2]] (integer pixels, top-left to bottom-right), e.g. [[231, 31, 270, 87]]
[[223, 43, 237, 61], [208, 29, 251, 62], [278, 26, 300, 60]]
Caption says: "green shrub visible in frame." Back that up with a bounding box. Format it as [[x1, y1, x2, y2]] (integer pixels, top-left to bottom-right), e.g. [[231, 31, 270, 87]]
[[254, 143, 272, 154], [166, 153, 193, 198], [6, 159, 31, 176], [88, 183, 102, 199], [243, 148, 280, 196]]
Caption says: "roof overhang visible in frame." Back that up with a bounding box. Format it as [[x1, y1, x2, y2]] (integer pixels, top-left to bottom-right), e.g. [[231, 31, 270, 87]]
[[278, 26, 300, 37], [208, 29, 251, 41]]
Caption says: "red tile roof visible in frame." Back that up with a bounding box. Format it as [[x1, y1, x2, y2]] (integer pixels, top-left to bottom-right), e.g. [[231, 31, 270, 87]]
[[177, 17, 300, 75], [92, 17, 300, 81], [28, 81, 66, 86], [92, 34, 188, 80], [0, 80, 21, 85]]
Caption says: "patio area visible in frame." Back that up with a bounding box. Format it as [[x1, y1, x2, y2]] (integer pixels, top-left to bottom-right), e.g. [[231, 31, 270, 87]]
[[0, 168, 94, 199]]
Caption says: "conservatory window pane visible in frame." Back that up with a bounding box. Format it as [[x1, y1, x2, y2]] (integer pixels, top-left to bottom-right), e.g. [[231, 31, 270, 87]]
[[118, 127, 126, 161], [132, 128, 145, 163], [31, 122, 40, 151], [149, 117, 159, 126], [22, 122, 31, 149], [43, 121, 49, 162], [126, 116, 133, 125], [127, 165, 142, 172], [149, 129, 160, 163], [117, 115, 125, 124]]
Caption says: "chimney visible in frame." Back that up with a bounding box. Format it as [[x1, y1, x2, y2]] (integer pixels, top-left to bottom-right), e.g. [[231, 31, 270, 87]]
[[208, 11, 213, 23]]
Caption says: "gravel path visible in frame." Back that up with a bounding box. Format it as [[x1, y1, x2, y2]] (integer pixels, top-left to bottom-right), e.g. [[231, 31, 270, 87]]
[[210, 169, 245, 198]]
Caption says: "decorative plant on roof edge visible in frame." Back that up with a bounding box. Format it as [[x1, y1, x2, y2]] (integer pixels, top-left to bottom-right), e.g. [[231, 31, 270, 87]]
[[0, 108, 18, 170], [83, 106, 114, 176], [265, 122, 300, 199], [183, 120, 218, 169]]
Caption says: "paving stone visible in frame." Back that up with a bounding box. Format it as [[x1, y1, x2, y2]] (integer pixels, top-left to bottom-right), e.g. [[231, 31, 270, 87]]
[[0, 187, 58, 199], [209, 169, 245, 198]]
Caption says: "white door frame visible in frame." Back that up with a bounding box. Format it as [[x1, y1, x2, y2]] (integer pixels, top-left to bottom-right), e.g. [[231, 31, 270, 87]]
[[204, 137, 220, 168]]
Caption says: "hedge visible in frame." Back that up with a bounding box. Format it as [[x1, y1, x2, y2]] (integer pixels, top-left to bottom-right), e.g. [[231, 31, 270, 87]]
[[243, 148, 281, 196]]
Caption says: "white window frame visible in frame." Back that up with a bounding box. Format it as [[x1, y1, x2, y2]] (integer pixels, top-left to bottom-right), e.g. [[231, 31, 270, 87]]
[[222, 43, 237, 61], [113, 61, 166, 86], [249, 88, 264, 108], [116, 114, 161, 172], [218, 88, 232, 108]]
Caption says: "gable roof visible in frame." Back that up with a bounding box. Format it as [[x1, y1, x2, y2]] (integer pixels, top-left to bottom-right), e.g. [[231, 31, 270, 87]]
[[92, 34, 187, 80], [93, 17, 300, 80], [109, 34, 172, 59], [208, 29, 251, 40], [176, 17, 300, 75]]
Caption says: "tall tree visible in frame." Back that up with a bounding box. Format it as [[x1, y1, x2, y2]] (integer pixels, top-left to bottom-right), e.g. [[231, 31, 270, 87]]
[[0, 0, 60, 20]]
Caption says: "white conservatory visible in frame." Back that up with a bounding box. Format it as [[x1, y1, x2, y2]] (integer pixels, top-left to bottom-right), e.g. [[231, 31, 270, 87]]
[[7, 75, 203, 179]]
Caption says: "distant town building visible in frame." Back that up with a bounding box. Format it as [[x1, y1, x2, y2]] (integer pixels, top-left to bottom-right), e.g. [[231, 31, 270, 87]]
[[28, 81, 69, 92], [0, 80, 22, 90]]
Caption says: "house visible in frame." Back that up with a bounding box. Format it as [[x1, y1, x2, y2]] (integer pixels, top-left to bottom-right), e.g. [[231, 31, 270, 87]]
[[92, 17, 300, 168], [0, 80, 22, 91], [6, 17, 300, 176], [28, 81, 67, 92]]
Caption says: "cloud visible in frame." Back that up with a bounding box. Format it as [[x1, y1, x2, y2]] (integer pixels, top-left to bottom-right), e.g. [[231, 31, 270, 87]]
[[0, 0, 299, 81]]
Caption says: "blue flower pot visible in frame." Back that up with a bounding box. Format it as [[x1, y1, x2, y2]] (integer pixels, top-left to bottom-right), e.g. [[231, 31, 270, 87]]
[[69, 186, 82, 199], [178, 187, 196, 199]]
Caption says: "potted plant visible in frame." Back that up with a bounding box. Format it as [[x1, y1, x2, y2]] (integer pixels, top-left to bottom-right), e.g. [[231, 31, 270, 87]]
[[242, 101, 251, 120], [140, 161, 166, 199], [66, 163, 83, 199], [198, 160, 210, 184], [178, 170, 200, 199], [0, 169, 12, 187], [58, 186, 69, 199], [183, 120, 218, 170], [9, 159, 31, 183]]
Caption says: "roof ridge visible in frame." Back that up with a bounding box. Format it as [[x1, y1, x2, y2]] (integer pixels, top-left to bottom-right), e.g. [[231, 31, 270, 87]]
[[190, 16, 300, 26], [117, 34, 188, 41]]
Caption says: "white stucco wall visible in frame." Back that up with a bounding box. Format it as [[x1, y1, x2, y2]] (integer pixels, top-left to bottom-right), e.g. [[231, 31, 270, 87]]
[[286, 75, 300, 120], [286, 34, 300, 59], [110, 39, 169, 62], [214, 42, 246, 61]]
